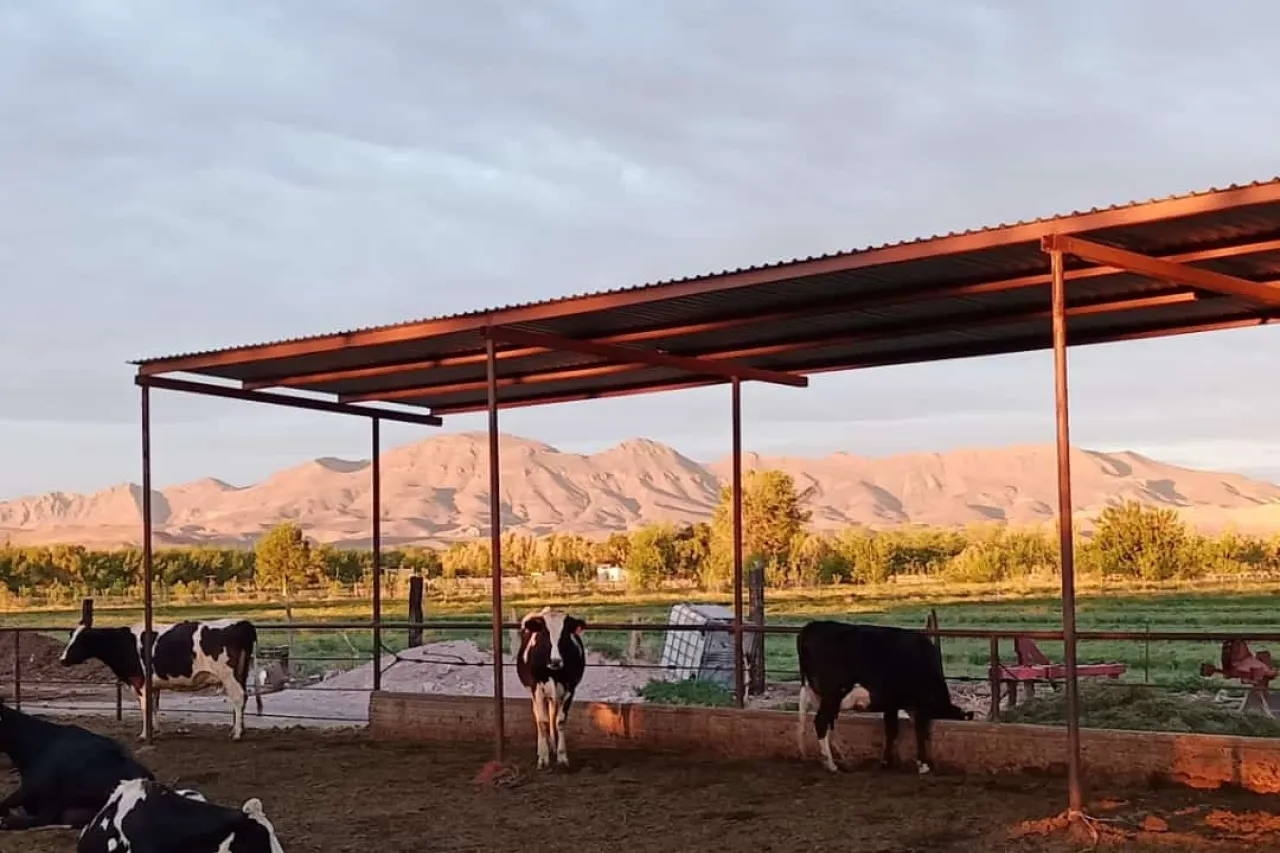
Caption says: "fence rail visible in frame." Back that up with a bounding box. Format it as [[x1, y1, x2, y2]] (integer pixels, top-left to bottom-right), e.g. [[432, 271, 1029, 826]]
[[4, 601, 1274, 731]]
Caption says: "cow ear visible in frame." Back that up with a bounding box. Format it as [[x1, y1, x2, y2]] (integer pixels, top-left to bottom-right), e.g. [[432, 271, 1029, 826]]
[[521, 616, 544, 635], [572, 619, 586, 637]]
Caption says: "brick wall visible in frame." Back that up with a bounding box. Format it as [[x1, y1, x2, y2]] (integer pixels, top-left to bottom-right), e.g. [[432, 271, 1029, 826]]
[[369, 691, 1280, 794]]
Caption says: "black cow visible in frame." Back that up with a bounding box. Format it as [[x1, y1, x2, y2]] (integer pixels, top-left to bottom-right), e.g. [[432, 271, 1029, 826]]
[[0, 701, 154, 830], [60, 618, 261, 741], [516, 607, 587, 769], [77, 778, 285, 853], [795, 620, 972, 774]]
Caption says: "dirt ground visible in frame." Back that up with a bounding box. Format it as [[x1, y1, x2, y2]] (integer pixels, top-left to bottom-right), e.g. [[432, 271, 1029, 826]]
[[3, 721, 1279, 853]]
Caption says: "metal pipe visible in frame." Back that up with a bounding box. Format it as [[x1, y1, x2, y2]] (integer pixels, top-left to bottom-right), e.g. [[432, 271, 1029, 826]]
[[486, 335, 506, 762], [371, 417, 382, 693], [141, 384, 155, 743], [731, 377, 745, 708], [1050, 248, 1083, 814], [12, 631, 20, 711]]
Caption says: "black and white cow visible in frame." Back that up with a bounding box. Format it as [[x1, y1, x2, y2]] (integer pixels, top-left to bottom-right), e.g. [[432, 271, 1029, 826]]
[[795, 620, 973, 775], [0, 701, 154, 831], [516, 607, 587, 769], [77, 778, 285, 853], [60, 619, 261, 741]]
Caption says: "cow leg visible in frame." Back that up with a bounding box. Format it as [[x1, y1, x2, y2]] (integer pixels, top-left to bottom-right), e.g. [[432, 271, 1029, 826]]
[[552, 686, 569, 767], [880, 709, 899, 769], [0, 786, 27, 815], [813, 694, 842, 773], [223, 675, 247, 740], [531, 685, 551, 769], [911, 712, 933, 775]]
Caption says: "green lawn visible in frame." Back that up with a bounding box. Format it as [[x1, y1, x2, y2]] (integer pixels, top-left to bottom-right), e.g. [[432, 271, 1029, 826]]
[[5, 577, 1276, 687]]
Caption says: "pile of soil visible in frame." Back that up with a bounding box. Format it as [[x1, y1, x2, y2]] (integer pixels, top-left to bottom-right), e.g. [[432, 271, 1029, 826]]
[[0, 631, 115, 687]]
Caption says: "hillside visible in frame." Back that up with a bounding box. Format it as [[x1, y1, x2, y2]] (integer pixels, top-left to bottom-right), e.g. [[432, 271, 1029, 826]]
[[2, 433, 1279, 548]]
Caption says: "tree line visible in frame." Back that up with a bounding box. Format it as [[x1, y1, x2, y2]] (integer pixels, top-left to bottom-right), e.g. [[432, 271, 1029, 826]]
[[3, 470, 1280, 600]]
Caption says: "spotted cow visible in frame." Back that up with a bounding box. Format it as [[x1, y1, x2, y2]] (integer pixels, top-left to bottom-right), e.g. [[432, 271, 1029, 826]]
[[60, 619, 261, 741], [516, 607, 587, 769], [77, 778, 285, 853], [0, 701, 154, 831]]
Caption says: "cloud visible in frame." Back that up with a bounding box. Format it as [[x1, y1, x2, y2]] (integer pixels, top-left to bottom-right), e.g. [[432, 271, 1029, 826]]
[[3, 1, 1280, 496]]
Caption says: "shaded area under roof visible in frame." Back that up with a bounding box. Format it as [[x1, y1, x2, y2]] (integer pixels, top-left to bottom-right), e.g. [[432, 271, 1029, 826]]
[[134, 180, 1280, 416]]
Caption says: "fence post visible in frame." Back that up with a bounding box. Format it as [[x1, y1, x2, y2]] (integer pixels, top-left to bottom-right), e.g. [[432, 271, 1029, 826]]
[[988, 635, 1001, 723], [408, 576, 424, 649], [81, 597, 94, 627], [747, 560, 766, 696], [12, 631, 20, 711], [116, 681, 123, 722]]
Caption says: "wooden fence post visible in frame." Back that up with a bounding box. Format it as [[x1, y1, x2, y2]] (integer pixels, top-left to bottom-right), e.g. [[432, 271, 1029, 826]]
[[747, 559, 766, 696], [81, 597, 94, 627], [408, 576, 425, 648]]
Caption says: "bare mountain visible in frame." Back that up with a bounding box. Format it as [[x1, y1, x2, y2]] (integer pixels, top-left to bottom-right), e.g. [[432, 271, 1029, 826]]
[[2, 434, 1279, 548]]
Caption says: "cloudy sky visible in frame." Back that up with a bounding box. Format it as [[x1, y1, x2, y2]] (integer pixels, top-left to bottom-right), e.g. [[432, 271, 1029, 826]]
[[3, 0, 1280, 500]]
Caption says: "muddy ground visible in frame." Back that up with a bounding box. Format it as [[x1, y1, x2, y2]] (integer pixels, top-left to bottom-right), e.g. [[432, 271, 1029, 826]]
[[2, 721, 1279, 853]]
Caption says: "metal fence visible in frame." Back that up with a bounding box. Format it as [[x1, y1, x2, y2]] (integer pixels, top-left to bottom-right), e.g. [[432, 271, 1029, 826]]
[[5, 614, 1274, 730]]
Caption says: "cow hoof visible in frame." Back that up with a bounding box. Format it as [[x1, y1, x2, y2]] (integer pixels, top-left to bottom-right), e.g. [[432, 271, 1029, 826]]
[[556, 757, 570, 769], [917, 761, 931, 775]]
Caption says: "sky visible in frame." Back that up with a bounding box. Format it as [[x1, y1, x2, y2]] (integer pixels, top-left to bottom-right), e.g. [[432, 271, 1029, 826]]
[[3, 0, 1280, 501]]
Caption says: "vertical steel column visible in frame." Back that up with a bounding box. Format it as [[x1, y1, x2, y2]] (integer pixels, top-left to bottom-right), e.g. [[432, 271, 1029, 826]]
[[371, 417, 383, 693], [486, 336, 506, 762], [1050, 248, 1083, 813], [140, 384, 155, 743], [731, 377, 745, 708]]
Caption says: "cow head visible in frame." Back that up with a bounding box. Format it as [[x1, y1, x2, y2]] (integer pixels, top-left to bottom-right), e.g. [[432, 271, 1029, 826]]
[[242, 797, 286, 853], [60, 622, 95, 666], [519, 607, 586, 672]]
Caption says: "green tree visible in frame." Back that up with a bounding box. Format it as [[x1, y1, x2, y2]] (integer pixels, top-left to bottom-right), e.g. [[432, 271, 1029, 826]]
[[1080, 501, 1200, 580], [625, 524, 676, 592], [706, 469, 812, 589], [254, 523, 320, 598]]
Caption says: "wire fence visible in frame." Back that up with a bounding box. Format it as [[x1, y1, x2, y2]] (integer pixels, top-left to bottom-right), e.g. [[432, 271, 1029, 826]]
[[5, 605, 1278, 736]]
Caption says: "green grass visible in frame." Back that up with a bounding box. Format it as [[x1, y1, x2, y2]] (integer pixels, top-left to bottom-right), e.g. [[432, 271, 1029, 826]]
[[637, 679, 734, 707], [5, 576, 1276, 688]]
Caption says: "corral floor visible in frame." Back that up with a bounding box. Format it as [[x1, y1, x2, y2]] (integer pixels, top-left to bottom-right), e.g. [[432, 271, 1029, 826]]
[[2, 722, 1279, 852]]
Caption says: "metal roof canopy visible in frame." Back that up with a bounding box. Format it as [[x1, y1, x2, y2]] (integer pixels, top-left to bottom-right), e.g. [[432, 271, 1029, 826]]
[[133, 179, 1280, 415]]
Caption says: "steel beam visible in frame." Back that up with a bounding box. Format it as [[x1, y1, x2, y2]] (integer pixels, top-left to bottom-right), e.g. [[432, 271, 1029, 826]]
[[1049, 248, 1083, 814], [135, 375, 442, 427], [1044, 234, 1280, 307], [484, 327, 808, 388]]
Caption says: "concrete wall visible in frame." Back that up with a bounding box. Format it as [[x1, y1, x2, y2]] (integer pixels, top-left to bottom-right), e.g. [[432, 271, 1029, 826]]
[[369, 691, 1280, 794]]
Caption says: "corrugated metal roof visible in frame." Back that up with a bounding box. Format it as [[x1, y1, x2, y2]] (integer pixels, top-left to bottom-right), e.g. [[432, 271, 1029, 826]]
[[133, 178, 1280, 416]]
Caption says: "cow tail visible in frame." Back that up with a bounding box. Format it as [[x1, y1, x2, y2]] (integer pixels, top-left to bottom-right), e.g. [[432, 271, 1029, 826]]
[[795, 629, 810, 758]]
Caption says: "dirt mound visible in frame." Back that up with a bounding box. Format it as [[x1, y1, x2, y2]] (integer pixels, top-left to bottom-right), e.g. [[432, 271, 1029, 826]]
[[0, 631, 114, 687]]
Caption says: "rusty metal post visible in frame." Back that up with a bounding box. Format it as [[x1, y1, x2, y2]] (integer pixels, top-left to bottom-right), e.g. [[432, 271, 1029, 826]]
[[1050, 247, 1083, 814], [988, 635, 1000, 722], [12, 631, 20, 711], [141, 384, 155, 743], [731, 377, 745, 708], [371, 416, 382, 693], [116, 682, 123, 722], [486, 335, 507, 762], [81, 598, 94, 627]]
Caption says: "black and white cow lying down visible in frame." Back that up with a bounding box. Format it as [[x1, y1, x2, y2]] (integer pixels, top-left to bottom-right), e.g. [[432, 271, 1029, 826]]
[[0, 701, 154, 831], [77, 779, 285, 853], [60, 618, 262, 741], [796, 620, 973, 775], [516, 607, 587, 769]]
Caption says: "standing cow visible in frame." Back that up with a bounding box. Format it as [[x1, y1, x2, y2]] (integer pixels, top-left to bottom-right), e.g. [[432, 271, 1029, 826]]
[[796, 620, 972, 774], [0, 701, 154, 831], [516, 607, 587, 769], [77, 778, 285, 853], [60, 619, 262, 741]]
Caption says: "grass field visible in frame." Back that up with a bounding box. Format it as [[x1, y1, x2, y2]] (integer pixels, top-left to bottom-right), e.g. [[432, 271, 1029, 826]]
[[5, 576, 1277, 692]]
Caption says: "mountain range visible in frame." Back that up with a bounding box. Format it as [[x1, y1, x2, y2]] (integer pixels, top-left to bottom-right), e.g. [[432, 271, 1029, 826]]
[[3, 433, 1280, 548]]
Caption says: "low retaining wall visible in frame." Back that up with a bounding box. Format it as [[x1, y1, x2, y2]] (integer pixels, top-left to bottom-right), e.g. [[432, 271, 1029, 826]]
[[369, 691, 1280, 794]]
